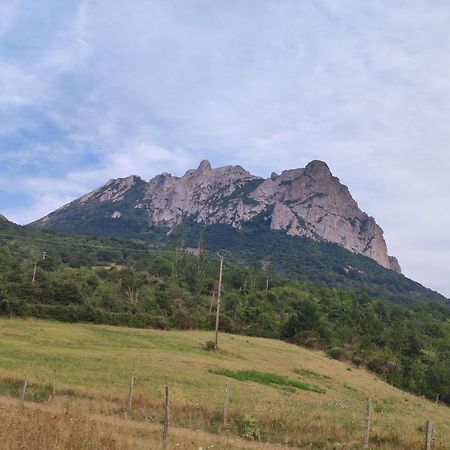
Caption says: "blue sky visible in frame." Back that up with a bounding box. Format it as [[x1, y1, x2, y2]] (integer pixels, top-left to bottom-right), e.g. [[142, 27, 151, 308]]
[[1, 0, 450, 296]]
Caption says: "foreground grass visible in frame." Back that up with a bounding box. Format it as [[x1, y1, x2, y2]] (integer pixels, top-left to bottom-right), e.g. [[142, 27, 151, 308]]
[[0, 317, 448, 449], [0, 398, 288, 450]]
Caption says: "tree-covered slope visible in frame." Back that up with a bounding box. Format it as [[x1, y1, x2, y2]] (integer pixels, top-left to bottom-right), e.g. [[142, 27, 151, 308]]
[[26, 207, 448, 306], [164, 216, 447, 306]]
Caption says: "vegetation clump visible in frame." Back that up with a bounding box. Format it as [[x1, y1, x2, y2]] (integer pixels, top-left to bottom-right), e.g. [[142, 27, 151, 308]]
[[239, 414, 261, 441], [209, 368, 325, 393], [326, 347, 349, 362]]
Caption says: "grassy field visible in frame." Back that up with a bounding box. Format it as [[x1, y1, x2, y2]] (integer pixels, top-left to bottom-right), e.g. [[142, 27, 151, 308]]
[[0, 317, 448, 449]]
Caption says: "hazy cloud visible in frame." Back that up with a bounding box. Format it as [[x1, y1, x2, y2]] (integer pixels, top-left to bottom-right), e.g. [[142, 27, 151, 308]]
[[1, 0, 450, 296]]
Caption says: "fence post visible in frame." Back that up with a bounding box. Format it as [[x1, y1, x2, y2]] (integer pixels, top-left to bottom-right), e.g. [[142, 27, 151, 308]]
[[363, 398, 372, 448], [52, 370, 56, 398], [223, 377, 230, 427], [128, 376, 134, 410], [424, 420, 433, 450], [21, 378, 28, 408], [163, 386, 170, 449]]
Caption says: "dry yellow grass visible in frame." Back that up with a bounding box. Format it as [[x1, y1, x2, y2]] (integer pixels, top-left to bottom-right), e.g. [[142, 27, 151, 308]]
[[0, 317, 448, 449], [0, 398, 290, 450]]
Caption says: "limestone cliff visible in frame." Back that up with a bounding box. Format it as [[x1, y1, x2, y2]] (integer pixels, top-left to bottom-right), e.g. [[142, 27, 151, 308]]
[[139, 160, 399, 272], [31, 160, 400, 272]]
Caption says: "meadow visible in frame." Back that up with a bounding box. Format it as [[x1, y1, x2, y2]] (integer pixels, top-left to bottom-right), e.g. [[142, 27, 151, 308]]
[[0, 317, 448, 449]]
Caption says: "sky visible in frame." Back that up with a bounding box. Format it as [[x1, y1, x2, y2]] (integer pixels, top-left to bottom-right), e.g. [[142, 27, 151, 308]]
[[1, 0, 450, 297]]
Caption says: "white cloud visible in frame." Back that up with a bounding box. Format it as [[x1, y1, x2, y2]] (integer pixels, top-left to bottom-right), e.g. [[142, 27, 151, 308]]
[[1, 0, 450, 296]]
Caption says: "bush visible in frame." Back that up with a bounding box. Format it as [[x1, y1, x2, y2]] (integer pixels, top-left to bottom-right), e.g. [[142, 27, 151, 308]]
[[351, 356, 363, 367], [326, 347, 349, 361], [239, 414, 261, 441], [205, 340, 216, 351]]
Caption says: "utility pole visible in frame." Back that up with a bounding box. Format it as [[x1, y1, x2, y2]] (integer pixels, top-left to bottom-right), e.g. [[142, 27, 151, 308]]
[[32, 262, 37, 287], [31, 251, 46, 287], [214, 250, 229, 350]]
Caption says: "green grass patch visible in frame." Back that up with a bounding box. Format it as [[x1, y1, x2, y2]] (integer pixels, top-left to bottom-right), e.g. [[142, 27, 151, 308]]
[[209, 368, 325, 393], [0, 377, 77, 402], [294, 368, 331, 380]]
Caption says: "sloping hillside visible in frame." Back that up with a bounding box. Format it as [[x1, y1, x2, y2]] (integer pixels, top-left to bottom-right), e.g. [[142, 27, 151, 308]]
[[0, 318, 448, 449]]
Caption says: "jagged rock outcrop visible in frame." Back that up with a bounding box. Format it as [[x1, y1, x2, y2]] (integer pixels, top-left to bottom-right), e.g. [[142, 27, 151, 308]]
[[31, 160, 400, 272]]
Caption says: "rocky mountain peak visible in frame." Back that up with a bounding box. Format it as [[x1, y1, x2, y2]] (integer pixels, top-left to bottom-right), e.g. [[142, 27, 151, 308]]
[[197, 159, 212, 172], [304, 160, 332, 180], [30, 160, 401, 272]]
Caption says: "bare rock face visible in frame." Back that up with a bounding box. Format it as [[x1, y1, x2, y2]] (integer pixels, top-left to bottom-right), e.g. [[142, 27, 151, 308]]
[[31, 160, 400, 272], [142, 160, 400, 272], [143, 160, 263, 228]]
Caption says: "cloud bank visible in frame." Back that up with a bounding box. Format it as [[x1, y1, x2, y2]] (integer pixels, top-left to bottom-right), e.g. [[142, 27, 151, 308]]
[[1, 0, 450, 296]]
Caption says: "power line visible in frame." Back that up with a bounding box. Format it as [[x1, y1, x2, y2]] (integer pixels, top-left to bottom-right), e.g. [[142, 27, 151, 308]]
[[0, 233, 228, 261]]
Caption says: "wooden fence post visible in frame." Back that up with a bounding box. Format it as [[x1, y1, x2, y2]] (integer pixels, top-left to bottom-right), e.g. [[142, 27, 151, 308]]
[[223, 377, 230, 427], [363, 398, 372, 448], [21, 378, 28, 408], [128, 376, 134, 410], [424, 420, 433, 450], [163, 386, 170, 449], [52, 370, 56, 398]]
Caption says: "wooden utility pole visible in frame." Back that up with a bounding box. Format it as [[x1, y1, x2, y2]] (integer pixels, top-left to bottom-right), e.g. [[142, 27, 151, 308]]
[[424, 420, 433, 450], [214, 250, 229, 350], [31, 262, 37, 286], [163, 386, 170, 449], [363, 398, 372, 448], [223, 377, 230, 426]]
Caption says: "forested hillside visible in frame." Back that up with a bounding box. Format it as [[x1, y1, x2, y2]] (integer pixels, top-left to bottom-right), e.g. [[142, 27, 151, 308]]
[[0, 219, 449, 405]]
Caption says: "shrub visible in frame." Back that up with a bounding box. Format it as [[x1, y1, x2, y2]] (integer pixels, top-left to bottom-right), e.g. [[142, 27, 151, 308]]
[[239, 414, 261, 441], [326, 347, 349, 361], [351, 356, 363, 367]]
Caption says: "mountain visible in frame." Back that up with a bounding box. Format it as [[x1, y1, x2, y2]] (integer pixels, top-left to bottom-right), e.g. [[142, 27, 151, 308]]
[[0, 214, 11, 223], [31, 160, 400, 272], [0, 214, 17, 231]]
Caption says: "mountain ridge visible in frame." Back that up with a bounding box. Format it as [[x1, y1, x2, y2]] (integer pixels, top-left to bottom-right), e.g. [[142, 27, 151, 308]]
[[31, 159, 400, 272]]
